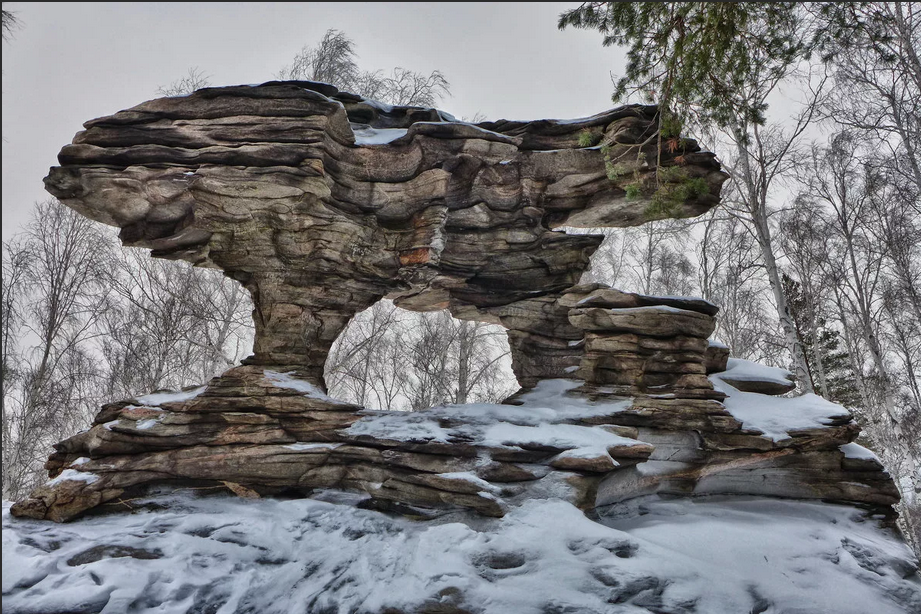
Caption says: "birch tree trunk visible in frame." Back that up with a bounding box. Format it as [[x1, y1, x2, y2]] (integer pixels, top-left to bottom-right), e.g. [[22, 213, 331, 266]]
[[729, 127, 813, 391]]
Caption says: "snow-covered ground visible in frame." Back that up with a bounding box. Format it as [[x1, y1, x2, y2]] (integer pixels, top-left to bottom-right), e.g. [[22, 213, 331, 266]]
[[3, 493, 918, 613]]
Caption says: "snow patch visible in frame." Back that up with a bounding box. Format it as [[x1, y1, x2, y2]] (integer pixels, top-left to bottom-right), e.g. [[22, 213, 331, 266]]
[[436, 472, 502, 494], [552, 115, 601, 125], [840, 442, 881, 462], [347, 410, 452, 443], [282, 443, 342, 452], [134, 386, 206, 407], [615, 304, 697, 315], [360, 98, 395, 113], [482, 422, 639, 455], [263, 371, 337, 402], [716, 358, 793, 385], [415, 120, 513, 141], [47, 470, 99, 486], [352, 126, 408, 145], [345, 379, 630, 446]]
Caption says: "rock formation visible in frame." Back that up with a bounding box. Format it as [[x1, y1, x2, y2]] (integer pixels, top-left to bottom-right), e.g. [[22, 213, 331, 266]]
[[42, 81, 724, 387], [11, 81, 901, 531]]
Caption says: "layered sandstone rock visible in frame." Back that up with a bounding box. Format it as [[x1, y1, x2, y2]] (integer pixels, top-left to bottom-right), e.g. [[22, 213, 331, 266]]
[[11, 82, 901, 527], [12, 361, 898, 524], [43, 80, 725, 387], [13, 370, 659, 522]]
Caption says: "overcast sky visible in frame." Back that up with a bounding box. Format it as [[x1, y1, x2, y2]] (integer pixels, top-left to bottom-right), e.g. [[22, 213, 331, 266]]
[[1, 2, 627, 240]]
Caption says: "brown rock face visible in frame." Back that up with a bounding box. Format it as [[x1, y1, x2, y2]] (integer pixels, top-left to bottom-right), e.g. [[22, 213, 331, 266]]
[[704, 341, 731, 374], [12, 82, 899, 524]]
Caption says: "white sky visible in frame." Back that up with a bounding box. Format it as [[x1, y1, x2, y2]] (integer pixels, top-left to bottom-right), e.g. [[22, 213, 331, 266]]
[[1, 2, 627, 240]]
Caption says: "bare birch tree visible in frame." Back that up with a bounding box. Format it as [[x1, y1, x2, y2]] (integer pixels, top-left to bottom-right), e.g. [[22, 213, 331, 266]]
[[156, 67, 211, 97], [697, 211, 781, 363], [277, 28, 451, 106], [818, 2, 921, 196], [2, 201, 111, 498]]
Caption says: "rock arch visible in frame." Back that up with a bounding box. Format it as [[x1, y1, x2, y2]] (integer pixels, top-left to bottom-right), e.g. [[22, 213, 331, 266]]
[[324, 299, 515, 410], [12, 82, 899, 523], [43, 81, 724, 390]]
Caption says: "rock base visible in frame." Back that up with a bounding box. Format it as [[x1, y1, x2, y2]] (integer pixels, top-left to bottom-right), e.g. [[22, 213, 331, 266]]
[[12, 362, 899, 523]]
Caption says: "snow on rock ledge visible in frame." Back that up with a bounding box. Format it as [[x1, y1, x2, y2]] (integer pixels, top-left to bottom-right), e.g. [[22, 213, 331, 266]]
[[12, 356, 904, 523], [713, 377, 852, 442], [713, 357, 796, 395], [593, 360, 900, 508], [11, 371, 659, 522]]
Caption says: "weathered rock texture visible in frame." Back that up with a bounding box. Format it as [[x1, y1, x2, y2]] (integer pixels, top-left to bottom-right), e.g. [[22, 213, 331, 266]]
[[43, 80, 724, 387], [12, 81, 901, 526]]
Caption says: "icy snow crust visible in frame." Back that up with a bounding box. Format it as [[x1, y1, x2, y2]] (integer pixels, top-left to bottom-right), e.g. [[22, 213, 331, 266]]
[[3, 494, 918, 614], [346, 379, 638, 463]]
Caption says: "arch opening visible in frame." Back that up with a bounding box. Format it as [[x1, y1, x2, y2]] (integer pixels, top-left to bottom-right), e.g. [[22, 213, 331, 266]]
[[325, 299, 517, 411], [561, 222, 698, 298]]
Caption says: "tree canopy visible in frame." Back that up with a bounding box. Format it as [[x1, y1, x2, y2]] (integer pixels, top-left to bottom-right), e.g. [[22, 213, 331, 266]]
[[559, 2, 818, 131]]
